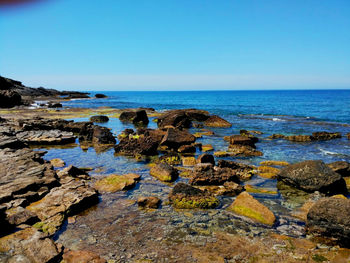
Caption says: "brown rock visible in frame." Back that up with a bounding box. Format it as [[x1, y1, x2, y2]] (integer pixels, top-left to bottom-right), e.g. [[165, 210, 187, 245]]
[[137, 196, 161, 209], [150, 163, 178, 182], [50, 158, 65, 168], [197, 153, 215, 165], [94, 173, 141, 193], [160, 128, 196, 150], [119, 110, 149, 125], [182, 156, 197, 167], [62, 250, 106, 263], [204, 115, 231, 128], [90, 115, 109, 123], [328, 161, 350, 177]]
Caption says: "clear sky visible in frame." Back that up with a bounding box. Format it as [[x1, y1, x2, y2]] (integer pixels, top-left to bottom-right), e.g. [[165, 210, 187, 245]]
[[1, 0, 350, 90]]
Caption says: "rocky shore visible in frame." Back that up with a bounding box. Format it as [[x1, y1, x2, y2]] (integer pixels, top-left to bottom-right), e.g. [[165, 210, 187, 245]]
[[1, 77, 350, 262]]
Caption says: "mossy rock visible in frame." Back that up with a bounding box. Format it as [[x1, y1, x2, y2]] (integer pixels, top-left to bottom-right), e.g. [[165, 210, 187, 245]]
[[201, 144, 214, 152], [150, 163, 178, 182], [172, 196, 220, 209], [259, 160, 289, 166], [94, 173, 141, 192], [245, 185, 277, 195], [182, 156, 197, 167]]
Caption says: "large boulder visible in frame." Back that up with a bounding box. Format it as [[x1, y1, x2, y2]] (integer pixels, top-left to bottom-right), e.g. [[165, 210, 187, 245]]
[[169, 183, 219, 209], [79, 125, 116, 145], [197, 154, 215, 166], [228, 192, 276, 226], [157, 110, 191, 129], [119, 110, 149, 125], [227, 134, 262, 157], [160, 128, 196, 150], [150, 163, 178, 182], [217, 160, 255, 181], [278, 160, 347, 194], [306, 197, 350, 247], [90, 115, 109, 123], [204, 115, 231, 128], [0, 90, 22, 108], [328, 161, 350, 177]]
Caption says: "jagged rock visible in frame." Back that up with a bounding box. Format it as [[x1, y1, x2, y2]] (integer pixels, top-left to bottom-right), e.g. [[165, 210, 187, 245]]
[[217, 160, 255, 181], [95, 93, 107, 98], [6, 206, 39, 226], [169, 183, 219, 209], [119, 110, 149, 125], [0, 227, 63, 263], [0, 133, 26, 149], [27, 177, 98, 235], [311, 132, 341, 141], [57, 165, 89, 180], [227, 145, 263, 157], [90, 115, 109, 123], [278, 160, 347, 194], [197, 154, 215, 166], [16, 130, 76, 145], [189, 163, 240, 186], [62, 250, 107, 263], [157, 110, 192, 129], [50, 158, 66, 168], [0, 89, 22, 108], [306, 197, 350, 247], [328, 161, 350, 177], [137, 196, 161, 209], [160, 128, 196, 150], [260, 160, 289, 166], [47, 102, 62, 108], [79, 124, 116, 145], [94, 173, 140, 193], [199, 182, 244, 197], [204, 115, 231, 128], [150, 163, 178, 182], [228, 192, 276, 226], [177, 144, 196, 154]]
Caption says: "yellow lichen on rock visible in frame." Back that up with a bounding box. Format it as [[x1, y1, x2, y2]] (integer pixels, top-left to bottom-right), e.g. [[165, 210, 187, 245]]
[[94, 173, 140, 192]]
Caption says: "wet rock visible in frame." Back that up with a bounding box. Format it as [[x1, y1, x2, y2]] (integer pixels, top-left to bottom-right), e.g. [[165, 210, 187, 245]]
[[57, 165, 90, 180], [6, 206, 39, 226], [62, 250, 107, 263], [268, 134, 285, 140], [245, 185, 277, 195], [90, 115, 109, 123], [257, 166, 280, 179], [156, 153, 181, 165], [285, 135, 313, 142], [0, 133, 26, 149], [182, 156, 197, 167], [47, 102, 62, 108], [150, 163, 178, 182], [199, 182, 244, 197], [260, 160, 289, 166], [217, 160, 255, 181], [0, 227, 62, 263], [0, 206, 13, 236], [227, 135, 262, 157], [27, 178, 98, 235], [189, 163, 240, 186], [50, 158, 66, 168], [328, 161, 350, 177], [197, 154, 215, 166], [94, 173, 141, 193], [119, 110, 149, 125], [0, 90, 22, 108], [201, 144, 214, 152], [169, 183, 220, 209], [278, 160, 347, 194], [177, 144, 196, 154], [306, 197, 350, 247], [228, 192, 276, 226], [204, 115, 231, 128], [137, 196, 161, 209], [229, 135, 258, 146], [157, 109, 208, 129], [79, 124, 116, 145], [95, 93, 107, 98], [311, 131, 341, 141], [160, 128, 196, 150], [16, 130, 76, 145]]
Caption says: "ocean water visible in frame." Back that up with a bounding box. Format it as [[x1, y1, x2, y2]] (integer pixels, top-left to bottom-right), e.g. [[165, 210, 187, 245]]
[[40, 90, 350, 259]]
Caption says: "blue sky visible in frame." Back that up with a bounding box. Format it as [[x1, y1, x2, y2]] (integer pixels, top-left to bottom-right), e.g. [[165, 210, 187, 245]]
[[1, 0, 350, 90]]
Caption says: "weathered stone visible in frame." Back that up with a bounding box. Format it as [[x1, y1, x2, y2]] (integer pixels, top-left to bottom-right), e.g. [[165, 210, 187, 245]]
[[328, 161, 350, 177], [15, 130, 76, 145], [199, 182, 244, 197], [258, 166, 280, 179], [79, 124, 116, 146], [94, 173, 141, 193], [169, 183, 219, 209], [306, 197, 350, 247], [278, 160, 347, 194], [160, 128, 196, 150], [137, 196, 161, 209], [201, 144, 214, 152], [182, 156, 197, 167], [177, 144, 196, 154], [197, 153, 215, 165], [47, 102, 62, 108], [0, 133, 25, 149], [150, 163, 178, 182], [157, 110, 192, 129], [95, 93, 107, 98], [90, 115, 109, 123], [6, 206, 39, 226], [119, 110, 149, 125], [57, 165, 90, 180], [0, 90, 22, 108], [228, 192, 276, 226], [50, 158, 65, 168], [227, 144, 263, 157], [62, 250, 107, 263], [204, 115, 231, 128], [217, 160, 255, 181], [229, 135, 258, 147], [311, 131, 341, 141], [259, 160, 289, 166]]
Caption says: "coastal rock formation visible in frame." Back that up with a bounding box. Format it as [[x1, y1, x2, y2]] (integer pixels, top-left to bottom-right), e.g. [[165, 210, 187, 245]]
[[119, 109, 149, 125], [198, 182, 244, 197], [328, 161, 350, 177], [0, 90, 22, 108], [95, 93, 107, 98], [217, 160, 255, 181], [137, 196, 161, 209], [306, 197, 350, 247], [50, 158, 66, 168], [79, 124, 116, 146], [278, 160, 347, 194], [204, 115, 232, 127], [16, 130, 76, 145], [150, 163, 178, 182], [90, 115, 109, 123], [227, 135, 263, 157], [94, 173, 141, 193], [157, 109, 209, 129], [62, 250, 107, 263], [57, 165, 90, 180], [228, 192, 276, 226], [197, 153, 215, 166], [169, 183, 220, 209], [177, 144, 196, 154], [269, 132, 342, 142], [160, 128, 196, 150]]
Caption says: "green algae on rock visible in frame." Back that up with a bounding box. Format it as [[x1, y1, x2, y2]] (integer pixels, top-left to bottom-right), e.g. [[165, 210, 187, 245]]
[[150, 163, 178, 182], [94, 173, 141, 193], [228, 191, 276, 226]]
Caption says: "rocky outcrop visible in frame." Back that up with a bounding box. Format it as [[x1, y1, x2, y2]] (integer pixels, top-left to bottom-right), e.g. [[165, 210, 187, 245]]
[[150, 163, 178, 182], [94, 173, 140, 193], [95, 93, 107, 98], [79, 124, 116, 146], [197, 153, 215, 165], [204, 115, 231, 128], [160, 128, 196, 150], [137, 196, 161, 209], [278, 160, 347, 194], [90, 115, 109, 123], [217, 160, 255, 181], [0, 90, 22, 108], [269, 132, 342, 142], [16, 130, 76, 145], [119, 110, 149, 125], [306, 197, 350, 247], [57, 165, 90, 180], [227, 135, 263, 157], [157, 109, 209, 129], [169, 183, 219, 209], [328, 161, 350, 177], [228, 192, 276, 226], [62, 250, 107, 263]]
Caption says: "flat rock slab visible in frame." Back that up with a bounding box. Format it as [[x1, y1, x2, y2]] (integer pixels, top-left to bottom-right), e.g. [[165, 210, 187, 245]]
[[94, 173, 141, 192], [16, 130, 76, 145], [150, 163, 178, 182]]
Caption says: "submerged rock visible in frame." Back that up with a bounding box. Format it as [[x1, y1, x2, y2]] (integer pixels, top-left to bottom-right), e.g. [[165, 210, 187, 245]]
[[94, 173, 141, 193], [169, 183, 220, 209], [311, 131, 341, 141], [119, 110, 149, 125], [90, 115, 109, 123], [137, 196, 161, 209], [204, 115, 231, 128], [150, 163, 178, 182], [306, 197, 350, 247], [62, 250, 107, 263], [228, 192, 276, 226], [278, 160, 347, 194]]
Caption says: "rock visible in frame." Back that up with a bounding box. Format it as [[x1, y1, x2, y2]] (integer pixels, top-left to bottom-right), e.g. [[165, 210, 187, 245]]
[[199, 182, 244, 197], [328, 161, 350, 177], [189, 163, 240, 186], [50, 158, 65, 168], [197, 154, 215, 166], [258, 166, 280, 179], [157, 153, 181, 165], [306, 197, 350, 247], [278, 160, 347, 194], [95, 93, 107, 98], [0, 133, 26, 149], [311, 131, 341, 141], [79, 124, 116, 145], [150, 163, 178, 182], [157, 110, 208, 129], [90, 115, 109, 123], [269, 132, 342, 142], [6, 206, 39, 226], [285, 135, 313, 142], [245, 185, 278, 195], [228, 192, 276, 226], [347, 133, 350, 140], [27, 178, 98, 235], [229, 135, 258, 147], [137, 196, 161, 209], [268, 134, 285, 140], [119, 110, 149, 125], [57, 165, 89, 180], [201, 144, 214, 152], [182, 156, 197, 167], [169, 183, 220, 209], [227, 144, 263, 157], [94, 173, 141, 193], [204, 115, 231, 128], [160, 128, 196, 150], [47, 102, 62, 108], [16, 130, 76, 145], [62, 250, 107, 263], [260, 160, 289, 166], [177, 144, 196, 154], [0, 90, 22, 108], [217, 160, 255, 181]]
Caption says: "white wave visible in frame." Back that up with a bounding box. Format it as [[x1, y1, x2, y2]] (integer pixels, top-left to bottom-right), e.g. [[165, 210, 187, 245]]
[[319, 148, 339, 156], [272, 118, 285, 122]]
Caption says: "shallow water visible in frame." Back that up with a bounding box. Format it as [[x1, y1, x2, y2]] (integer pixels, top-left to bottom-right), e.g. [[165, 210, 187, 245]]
[[38, 90, 350, 261]]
